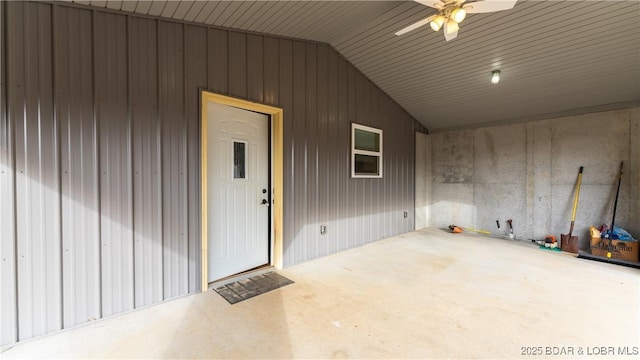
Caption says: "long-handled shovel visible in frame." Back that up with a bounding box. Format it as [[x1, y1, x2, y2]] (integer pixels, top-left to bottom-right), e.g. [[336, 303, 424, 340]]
[[561, 166, 583, 253]]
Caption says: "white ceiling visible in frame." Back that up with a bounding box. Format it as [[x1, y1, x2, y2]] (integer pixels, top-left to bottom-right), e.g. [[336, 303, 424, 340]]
[[70, 0, 640, 132]]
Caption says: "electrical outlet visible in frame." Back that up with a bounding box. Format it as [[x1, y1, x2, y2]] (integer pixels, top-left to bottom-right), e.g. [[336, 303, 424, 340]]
[[320, 225, 326, 234], [403, 211, 408, 218]]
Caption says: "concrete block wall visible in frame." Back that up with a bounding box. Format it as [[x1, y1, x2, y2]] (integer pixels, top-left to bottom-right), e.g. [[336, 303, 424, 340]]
[[424, 107, 640, 249]]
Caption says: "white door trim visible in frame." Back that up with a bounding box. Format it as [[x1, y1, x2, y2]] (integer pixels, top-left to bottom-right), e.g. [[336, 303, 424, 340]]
[[200, 91, 284, 291]]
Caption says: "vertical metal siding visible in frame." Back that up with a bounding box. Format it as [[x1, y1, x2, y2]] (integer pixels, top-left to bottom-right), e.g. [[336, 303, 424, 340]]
[[365, 80, 376, 243], [335, 56, 349, 253], [370, 86, 382, 242], [228, 31, 246, 99], [10, 2, 62, 340], [207, 28, 228, 95], [263, 36, 278, 107], [159, 21, 188, 299], [356, 74, 367, 246], [184, 24, 206, 293], [54, 6, 101, 328], [316, 44, 328, 257], [325, 47, 339, 255], [2, 1, 418, 345], [130, 16, 162, 307], [94, 11, 134, 316], [346, 65, 357, 248], [383, 94, 395, 239], [359, 77, 371, 245], [277, 38, 295, 267], [0, 0, 18, 346], [305, 43, 318, 259], [292, 40, 306, 262], [247, 34, 263, 104], [352, 71, 363, 247], [384, 95, 396, 236]]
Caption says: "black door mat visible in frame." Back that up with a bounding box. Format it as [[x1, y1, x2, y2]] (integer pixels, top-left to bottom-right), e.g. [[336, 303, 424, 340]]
[[214, 272, 294, 304]]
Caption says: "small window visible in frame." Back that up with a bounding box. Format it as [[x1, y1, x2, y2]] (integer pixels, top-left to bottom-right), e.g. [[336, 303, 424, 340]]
[[233, 141, 247, 179], [352, 123, 382, 178]]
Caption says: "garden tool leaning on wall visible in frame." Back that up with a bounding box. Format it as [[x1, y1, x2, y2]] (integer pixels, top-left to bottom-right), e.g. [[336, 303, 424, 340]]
[[561, 166, 583, 253]]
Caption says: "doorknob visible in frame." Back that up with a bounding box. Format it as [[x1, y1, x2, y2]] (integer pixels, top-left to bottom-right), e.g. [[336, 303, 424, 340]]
[[260, 199, 268, 205]]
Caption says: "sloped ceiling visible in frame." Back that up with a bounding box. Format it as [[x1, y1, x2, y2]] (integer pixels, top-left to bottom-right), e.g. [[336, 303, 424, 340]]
[[69, 0, 640, 132]]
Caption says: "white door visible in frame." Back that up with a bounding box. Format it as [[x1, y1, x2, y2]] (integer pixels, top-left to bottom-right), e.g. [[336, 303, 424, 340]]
[[207, 102, 270, 282]]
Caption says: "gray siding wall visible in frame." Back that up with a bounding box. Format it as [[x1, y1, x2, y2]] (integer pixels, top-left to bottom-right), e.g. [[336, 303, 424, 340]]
[[0, 1, 420, 345], [0, 0, 17, 346]]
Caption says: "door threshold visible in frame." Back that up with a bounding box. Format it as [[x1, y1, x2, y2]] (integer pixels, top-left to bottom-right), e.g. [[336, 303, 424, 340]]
[[208, 264, 274, 290]]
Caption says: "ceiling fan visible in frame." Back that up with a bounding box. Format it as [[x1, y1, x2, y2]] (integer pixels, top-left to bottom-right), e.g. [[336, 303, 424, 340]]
[[395, 0, 518, 41]]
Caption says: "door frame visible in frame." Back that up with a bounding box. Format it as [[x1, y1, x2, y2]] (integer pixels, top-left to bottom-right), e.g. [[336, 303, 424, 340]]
[[200, 91, 284, 291]]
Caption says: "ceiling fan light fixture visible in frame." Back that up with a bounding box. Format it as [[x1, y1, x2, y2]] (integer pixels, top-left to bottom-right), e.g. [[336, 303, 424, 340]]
[[491, 70, 501, 84], [445, 19, 459, 35], [394, 0, 519, 40], [430, 15, 446, 31], [451, 7, 467, 23]]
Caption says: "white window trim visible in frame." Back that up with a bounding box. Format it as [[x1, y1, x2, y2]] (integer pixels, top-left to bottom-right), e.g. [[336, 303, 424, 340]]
[[351, 123, 383, 178]]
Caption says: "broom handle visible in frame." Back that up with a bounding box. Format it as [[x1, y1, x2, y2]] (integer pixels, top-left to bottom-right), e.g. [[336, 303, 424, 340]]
[[610, 161, 624, 233], [606, 161, 624, 257], [568, 166, 583, 237]]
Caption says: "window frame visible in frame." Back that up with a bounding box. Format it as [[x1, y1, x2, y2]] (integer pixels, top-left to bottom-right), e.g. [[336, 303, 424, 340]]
[[232, 139, 248, 180], [351, 123, 383, 178]]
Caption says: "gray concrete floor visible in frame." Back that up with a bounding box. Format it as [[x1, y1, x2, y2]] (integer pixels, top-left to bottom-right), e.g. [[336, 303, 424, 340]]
[[2, 228, 639, 359]]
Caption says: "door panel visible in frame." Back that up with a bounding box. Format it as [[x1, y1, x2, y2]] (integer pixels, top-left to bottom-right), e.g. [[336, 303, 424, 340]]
[[207, 102, 269, 282]]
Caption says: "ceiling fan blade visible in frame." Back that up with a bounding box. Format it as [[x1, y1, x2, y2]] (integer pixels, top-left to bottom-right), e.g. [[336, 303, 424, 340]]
[[443, 21, 459, 41], [464, 0, 517, 14], [395, 15, 436, 36], [415, 0, 445, 10]]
